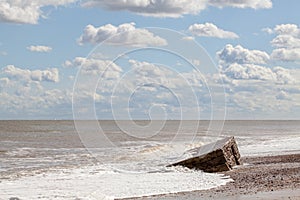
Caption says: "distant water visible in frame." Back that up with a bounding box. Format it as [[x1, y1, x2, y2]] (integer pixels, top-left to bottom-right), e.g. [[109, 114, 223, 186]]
[[0, 120, 299, 199]]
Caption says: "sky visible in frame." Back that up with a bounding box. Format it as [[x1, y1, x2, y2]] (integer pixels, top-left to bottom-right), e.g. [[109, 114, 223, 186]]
[[0, 0, 299, 120]]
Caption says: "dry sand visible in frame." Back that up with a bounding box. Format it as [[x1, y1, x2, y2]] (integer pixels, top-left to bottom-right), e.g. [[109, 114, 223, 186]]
[[122, 153, 300, 200]]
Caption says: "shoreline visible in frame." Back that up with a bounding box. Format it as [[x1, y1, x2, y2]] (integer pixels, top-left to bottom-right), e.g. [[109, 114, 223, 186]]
[[120, 153, 300, 200]]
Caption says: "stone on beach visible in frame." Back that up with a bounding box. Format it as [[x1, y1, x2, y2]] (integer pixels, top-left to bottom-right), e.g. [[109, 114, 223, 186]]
[[168, 136, 241, 173]]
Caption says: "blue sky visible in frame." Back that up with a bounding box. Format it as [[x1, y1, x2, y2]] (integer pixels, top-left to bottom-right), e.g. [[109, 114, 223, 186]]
[[0, 0, 299, 120]]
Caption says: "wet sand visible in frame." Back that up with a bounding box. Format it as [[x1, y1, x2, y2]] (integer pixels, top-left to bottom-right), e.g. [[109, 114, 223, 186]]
[[122, 153, 300, 200]]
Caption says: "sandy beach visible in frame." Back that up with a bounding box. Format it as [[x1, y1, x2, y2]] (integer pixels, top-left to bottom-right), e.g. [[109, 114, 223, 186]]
[[122, 153, 300, 200]]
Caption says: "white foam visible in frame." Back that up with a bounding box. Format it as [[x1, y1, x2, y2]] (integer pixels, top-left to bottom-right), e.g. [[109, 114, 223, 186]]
[[2, 131, 299, 199], [0, 165, 232, 200], [239, 135, 300, 156]]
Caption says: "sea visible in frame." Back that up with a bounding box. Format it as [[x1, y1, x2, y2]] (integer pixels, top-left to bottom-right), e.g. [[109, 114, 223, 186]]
[[0, 120, 299, 200]]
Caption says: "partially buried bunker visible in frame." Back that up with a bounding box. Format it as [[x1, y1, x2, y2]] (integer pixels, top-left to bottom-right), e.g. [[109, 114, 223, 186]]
[[168, 136, 241, 173]]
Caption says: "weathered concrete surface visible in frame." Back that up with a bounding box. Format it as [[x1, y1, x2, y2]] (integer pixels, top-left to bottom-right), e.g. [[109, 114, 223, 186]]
[[168, 137, 241, 173]]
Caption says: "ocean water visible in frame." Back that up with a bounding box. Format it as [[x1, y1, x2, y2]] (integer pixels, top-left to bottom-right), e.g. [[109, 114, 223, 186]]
[[0, 120, 299, 199]]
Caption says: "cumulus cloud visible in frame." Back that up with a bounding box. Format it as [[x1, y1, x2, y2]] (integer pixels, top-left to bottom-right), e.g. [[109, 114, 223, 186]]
[[223, 63, 274, 81], [273, 24, 300, 36], [128, 59, 171, 86], [217, 44, 270, 65], [0, 0, 274, 24], [223, 71, 300, 117], [270, 24, 300, 62], [271, 48, 300, 62], [0, 65, 68, 118], [222, 63, 294, 84], [27, 45, 52, 53], [0, 77, 9, 85], [208, 0, 272, 9], [108, 59, 208, 119], [271, 34, 300, 49], [0, 0, 76, 24], [0, 77, 10, 91], [81, 0, 272, 18], [2, 65, 59, 83], [127, 59, 203, 91], [0, 86, 72, 118], [71, 57, 210, 119], [81, 0, 207, 18], [214, 43, 300, 117], [217, 44, 295, 84], [188, 23, 239, 39], [72, 57, 123, 78], [0, 0, 273, 24], [71, 57, 124, 107], [273, 66, 295, 84], [77, 22, 167, 47]]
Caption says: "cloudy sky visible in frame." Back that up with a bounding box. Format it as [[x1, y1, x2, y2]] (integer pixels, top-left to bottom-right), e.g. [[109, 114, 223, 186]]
[[0, 0, 299, 120]]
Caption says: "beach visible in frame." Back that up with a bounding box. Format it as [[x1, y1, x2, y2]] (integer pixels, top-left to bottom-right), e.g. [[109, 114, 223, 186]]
[[0, 120, 300, 199], [124, 153, 300, 200]]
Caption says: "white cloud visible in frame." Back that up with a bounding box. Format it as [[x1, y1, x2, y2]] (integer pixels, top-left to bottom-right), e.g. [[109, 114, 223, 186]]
[[0, 77, 9, 85], [41, 89, 71, 106], [217, 44, 270, 66], [77, 57, 295, 120], [271, 35, 300, 49], [27, 45, 52, 53], [128, 59, 171, 86], [182, 36, 195, 41], [222, 63, 294, 84], [77, 22, 167, 47], [107, 59, 207, 119], [81, 0, 207, 18], [190, 59, 201, 66], [211, 67, 300, 118], [229, 91, 278, 112], [63, 60, 73, 68], [72, 57, 123, 78], [0, 0, 273, 24], [0, 0, 273, 25], [270, 24, 300, 62], [262, 27, 274, 34], [81, 0, 272, 18], [217, 44, 295, 84], [0, 65, 70, 118], [273, 66, 295, 84], [223, 63, 274, 81], [271, 48, 300, 62], [0, 77, 10, 91], [0, 86, 72, 118], [213, 43, 300, 118], [72, 58, 209, 119], [127, 59, 204, 91], [274, 24, 300, 36], [188, 23, 238, 39], [276, 90, 290, 100], [89, 52, 110, 59], [2, 65, 59, 83], [208, 0, 272, 9], [0, 0, 77, 24], [70, 57, 124, 108]]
